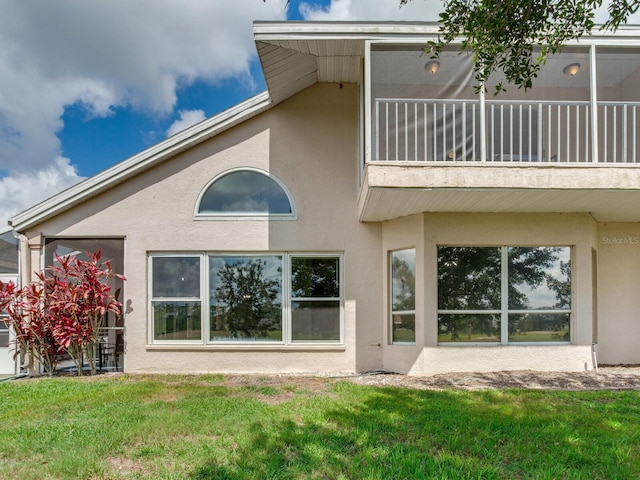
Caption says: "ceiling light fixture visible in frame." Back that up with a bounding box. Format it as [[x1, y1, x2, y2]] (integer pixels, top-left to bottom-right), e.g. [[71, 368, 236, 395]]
[[425, 60, 440, 74], [563, 63, 581, 76]]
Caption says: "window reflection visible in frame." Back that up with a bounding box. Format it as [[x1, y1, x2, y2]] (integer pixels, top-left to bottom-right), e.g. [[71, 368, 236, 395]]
[[391, 249, 416, 343], [198, 170, 294, 215], [0, 230, 18, 274], [437, 246, 571, 344], [209, 256, 283, 342], [291, 256, 341, 342]]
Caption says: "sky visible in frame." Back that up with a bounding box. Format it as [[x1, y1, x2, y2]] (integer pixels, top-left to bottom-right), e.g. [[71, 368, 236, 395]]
[[0, 0, 442, 227]]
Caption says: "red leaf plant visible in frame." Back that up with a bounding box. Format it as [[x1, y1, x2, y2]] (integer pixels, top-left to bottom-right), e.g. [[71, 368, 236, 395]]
[[0, 279, 60, 376], [0, 250, 125, 376], [46, 250, 125, 376]]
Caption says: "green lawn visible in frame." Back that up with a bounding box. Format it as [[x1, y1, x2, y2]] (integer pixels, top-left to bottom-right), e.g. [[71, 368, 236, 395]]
[[1, 374, 639, 479]]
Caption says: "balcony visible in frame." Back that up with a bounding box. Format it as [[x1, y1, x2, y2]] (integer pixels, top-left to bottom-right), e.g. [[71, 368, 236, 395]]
[[360, 43, 640, 222], [373, 98, 640, 164]]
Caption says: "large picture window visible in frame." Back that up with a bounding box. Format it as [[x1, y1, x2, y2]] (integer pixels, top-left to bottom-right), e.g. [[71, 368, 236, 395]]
[[209, 255, 283, 342], [437, 246, 571, 344], [150, 253, 342, 345], [390, 249, 416, 343]]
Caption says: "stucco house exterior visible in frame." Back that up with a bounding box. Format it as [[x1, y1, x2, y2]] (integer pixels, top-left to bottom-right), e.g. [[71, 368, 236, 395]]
[[4, 21, 640, 375]]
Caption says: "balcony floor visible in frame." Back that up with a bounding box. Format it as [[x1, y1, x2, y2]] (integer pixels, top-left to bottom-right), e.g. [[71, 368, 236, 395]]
[[358, 163, 640, 222]]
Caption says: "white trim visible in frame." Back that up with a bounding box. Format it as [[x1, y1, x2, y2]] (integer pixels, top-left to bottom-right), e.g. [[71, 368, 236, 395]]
[[193, 167, 297, 221], [364, 40, 372, 164], [254, 21, 640, 43], [590, 44, 599, 163], [10, 93, 273, 232]]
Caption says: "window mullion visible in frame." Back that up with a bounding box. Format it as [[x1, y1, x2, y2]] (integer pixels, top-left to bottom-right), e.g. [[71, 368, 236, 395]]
[[202, 254, 209, 345], [284, 253, 291, 345], [501, 246, 509, 345]]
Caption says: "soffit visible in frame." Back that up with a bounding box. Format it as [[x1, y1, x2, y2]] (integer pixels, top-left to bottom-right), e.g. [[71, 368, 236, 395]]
[[256, 38, 363, 104]]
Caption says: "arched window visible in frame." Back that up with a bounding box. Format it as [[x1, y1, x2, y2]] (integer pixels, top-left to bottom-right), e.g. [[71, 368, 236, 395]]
[[195, 168, 296, 219]]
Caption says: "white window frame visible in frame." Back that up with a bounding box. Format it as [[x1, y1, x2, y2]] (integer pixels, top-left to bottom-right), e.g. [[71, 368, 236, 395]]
[[149, 254, 204, 344], [389, 248, 416, 345], [193, 167, 297, 221], [437, 245, 572, 346], [209, 253, 285, 344], [289, 253, 343, 345], [149, 252, 344, 346]]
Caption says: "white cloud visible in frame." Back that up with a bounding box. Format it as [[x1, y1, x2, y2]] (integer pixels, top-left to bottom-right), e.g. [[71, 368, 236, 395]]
[[299, 0, 442, 21], [166, 109, 207, 138], [0, 158, 85, 226], [0, 0, 289, 225]]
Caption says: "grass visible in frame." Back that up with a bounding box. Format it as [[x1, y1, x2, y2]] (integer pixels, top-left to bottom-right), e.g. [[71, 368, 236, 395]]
[[1, 375, 639, 479]]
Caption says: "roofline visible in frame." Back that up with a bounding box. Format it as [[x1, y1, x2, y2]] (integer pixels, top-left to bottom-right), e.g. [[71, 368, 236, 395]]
[[254, 20, 640, 41], [254, 21, 443, 40], [10, 91, 273, 232]]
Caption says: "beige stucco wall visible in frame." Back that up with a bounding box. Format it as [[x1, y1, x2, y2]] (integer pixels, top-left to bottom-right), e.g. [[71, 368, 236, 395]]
[[596, 223, 640, 364], [381, 212, 599, 375], [23, 83, 384, 374], [381, 214, 425, 374]]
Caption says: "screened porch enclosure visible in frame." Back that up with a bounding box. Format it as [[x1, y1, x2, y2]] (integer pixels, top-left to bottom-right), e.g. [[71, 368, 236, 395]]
[[370, 45, 640, 164]]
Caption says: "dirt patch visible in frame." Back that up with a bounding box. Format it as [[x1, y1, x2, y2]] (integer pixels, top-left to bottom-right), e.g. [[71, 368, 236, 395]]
[[170, 366, 640, 394], [107, 456, 146, 475], [15, 366, 640, 392], [344, 365, 640, 391], [220, 374, 336, 404]]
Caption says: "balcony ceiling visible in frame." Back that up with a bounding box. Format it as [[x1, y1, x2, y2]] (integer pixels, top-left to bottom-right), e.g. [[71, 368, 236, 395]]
[[359, 164, 640, 222]]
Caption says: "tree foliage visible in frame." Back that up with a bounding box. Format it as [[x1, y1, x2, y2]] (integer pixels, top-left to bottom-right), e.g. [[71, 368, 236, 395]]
[[402, 0, 640, 93]]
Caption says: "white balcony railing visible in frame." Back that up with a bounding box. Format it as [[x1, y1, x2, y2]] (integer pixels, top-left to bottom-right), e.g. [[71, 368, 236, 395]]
[[373, 98, 640, 164]]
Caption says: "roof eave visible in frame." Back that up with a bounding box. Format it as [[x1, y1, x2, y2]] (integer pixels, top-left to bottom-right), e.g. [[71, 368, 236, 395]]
[[9, 92, 273, 232]]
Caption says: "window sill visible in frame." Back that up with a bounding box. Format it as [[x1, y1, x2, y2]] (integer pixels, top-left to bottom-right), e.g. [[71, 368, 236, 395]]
[[146, 344, 346, 352]]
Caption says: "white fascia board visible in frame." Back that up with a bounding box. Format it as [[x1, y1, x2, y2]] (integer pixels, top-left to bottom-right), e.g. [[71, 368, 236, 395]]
[[254, 21, 640, 43], [254, 21, 443, 41], [9, 92, 273, 232]]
